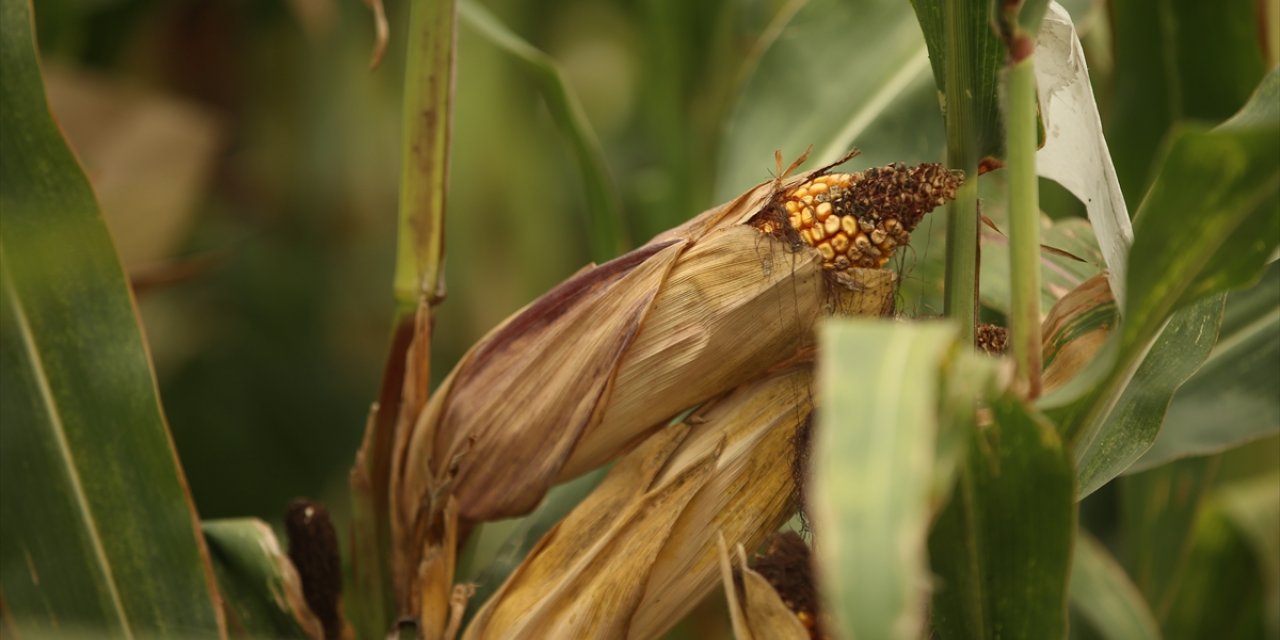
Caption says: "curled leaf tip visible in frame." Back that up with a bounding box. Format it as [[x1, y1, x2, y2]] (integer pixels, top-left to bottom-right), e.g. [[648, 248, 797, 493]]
[[363, 0, 389, 70]]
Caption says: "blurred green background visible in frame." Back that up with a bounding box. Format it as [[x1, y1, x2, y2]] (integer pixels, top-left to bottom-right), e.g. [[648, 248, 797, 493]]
[[32, 0, 798, 522], [29, 0, 1273, 534]]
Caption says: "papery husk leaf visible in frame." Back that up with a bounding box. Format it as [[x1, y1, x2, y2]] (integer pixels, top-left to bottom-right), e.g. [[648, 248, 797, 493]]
[[740, 563, 811, 640], [463, 368, 817, 640], [718, 541, 810, 640], [719, 536, 753, 640], [630, 368, 814, 637], [461, 422, 718, 639], [413, 497, 460, 640]]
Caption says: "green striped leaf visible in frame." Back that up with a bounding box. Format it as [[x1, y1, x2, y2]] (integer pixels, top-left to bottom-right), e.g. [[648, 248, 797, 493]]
[[928, 394, 1076, 638], [1070, 530, 1161, 640], [812, 320, 961, 639], [0, 0, 222, 635]]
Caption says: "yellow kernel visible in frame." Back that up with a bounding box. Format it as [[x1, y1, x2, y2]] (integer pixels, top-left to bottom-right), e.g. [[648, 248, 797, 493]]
[[800, 208, 815, 228], [789, 214, 801, 229], [802, 194, 815, 204], [811, 224, 827, 241], [792, 187, 809, 200], [841, 216, 858, 236], [809, 182, 829, 194], [817, 242, 835, 260], [815, 202, 833, 220], [854, 233, 871, 250], [824, 215, 841, 236], [785, 200, 799, 214], [832, 233, 850, 252], [871, 229, 887, 244]]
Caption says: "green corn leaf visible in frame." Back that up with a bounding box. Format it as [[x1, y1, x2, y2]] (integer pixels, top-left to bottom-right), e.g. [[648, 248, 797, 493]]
[[716, 0, 946, 200], [1069, 530, 1161, 640], [928, 393, 1076, 638], [812, 320, 962, 639], [1130, 261, 1280, 471], [203, 519, 322, 639], [1050, 69, 1280, 494], [1120, 456, 1219, 623], [0, 0, 223, 635], [459, 0, 627, 263]]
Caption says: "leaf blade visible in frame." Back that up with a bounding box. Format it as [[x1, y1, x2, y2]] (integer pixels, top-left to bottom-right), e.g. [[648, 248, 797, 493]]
[[813, 320, 959, 640], [0, 0, 223, 635], [1070, 530, 1162, 640]]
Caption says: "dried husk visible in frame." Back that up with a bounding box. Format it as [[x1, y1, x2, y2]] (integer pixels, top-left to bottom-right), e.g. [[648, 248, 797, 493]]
[[718, 542, 810, 640], [392, 166, 896, 544], [389, 156, 957, 618], [462, 367, 816, 640]]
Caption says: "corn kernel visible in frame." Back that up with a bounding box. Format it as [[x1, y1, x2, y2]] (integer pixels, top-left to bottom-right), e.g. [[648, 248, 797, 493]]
[[840, 216, 857, 236], [817, 243, 835, 260], [815, 202, 833, 221], [831, 233, 850, 253], [800, 208, 815, 227]]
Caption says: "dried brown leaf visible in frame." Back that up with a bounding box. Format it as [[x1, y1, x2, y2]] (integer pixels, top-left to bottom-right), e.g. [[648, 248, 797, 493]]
[[1041, 272, 1115, 393]]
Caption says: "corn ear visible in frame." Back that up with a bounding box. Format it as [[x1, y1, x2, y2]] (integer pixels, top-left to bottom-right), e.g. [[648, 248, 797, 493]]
[[463, 368, 815, 639], [390, 156, 958, 611]]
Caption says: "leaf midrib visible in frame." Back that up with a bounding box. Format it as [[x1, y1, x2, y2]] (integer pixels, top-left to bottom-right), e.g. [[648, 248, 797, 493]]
[[0, 250, 134, 636]]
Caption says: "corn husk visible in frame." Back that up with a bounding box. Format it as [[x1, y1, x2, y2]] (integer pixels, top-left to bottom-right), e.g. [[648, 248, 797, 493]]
[[392, 165, 900, 531], [718, 540, 811, 640], [389, 157, 957, 614], [461, 367, 815, 640]]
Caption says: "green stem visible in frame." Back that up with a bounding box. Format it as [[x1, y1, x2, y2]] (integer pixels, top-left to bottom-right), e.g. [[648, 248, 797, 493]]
[[1006, 52, 1043, 397], [941, 0, 979, 347], [351, 0, 457, 634], [393, 0, 455, 311]]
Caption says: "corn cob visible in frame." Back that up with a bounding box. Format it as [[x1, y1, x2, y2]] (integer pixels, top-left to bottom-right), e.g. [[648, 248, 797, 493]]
[[755, 163, 961, 272]]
